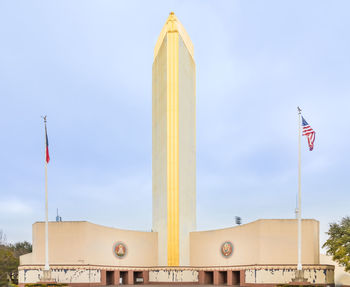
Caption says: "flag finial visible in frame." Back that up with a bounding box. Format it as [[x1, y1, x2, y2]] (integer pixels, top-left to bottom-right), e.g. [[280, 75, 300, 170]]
[[297, 106, 302, 114], [41, 115, 47, 123]]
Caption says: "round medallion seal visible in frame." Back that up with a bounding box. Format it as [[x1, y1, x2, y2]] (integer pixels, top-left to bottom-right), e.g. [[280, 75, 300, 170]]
[[221, 241, 233, 257], [113, 242, 127, 259]]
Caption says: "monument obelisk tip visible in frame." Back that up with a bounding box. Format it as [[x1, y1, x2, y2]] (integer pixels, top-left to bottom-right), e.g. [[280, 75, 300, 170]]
[[154, 12, 194, 61]]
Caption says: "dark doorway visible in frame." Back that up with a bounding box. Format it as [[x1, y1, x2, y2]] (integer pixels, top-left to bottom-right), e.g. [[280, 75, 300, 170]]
[[134, 271, 144, 284], [233, 271, 240, 285], [120, 271, 128, 285], [204, 271, 214, 284], [218, 271, 227, 285], [106, 271, 114, 285]]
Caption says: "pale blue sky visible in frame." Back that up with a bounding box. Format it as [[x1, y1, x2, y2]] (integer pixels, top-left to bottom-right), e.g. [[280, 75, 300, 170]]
[[1, 1, 349, 249]]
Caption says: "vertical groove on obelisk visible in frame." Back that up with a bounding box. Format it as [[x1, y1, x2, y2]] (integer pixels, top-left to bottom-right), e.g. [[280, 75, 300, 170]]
[[167, 29, 179, 266], [174, 30, 179, 267]]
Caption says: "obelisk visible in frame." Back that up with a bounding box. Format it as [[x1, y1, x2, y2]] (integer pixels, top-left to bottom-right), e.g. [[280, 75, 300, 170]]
[[152, 12, 196, 266]]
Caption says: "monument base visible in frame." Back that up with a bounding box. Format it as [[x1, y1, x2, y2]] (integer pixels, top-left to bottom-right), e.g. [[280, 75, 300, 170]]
[[291, 269, 308, 284], [40, 269, 55, 283], [18, 264, 334, 286]]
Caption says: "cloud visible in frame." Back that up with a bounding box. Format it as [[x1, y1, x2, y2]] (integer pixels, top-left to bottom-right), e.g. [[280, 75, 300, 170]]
[[0, 198, 34, 215]]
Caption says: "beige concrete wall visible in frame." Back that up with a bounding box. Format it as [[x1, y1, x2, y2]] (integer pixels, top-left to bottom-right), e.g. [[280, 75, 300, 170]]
[[321, 254, 350, 286], [18, 268, 101, 284], [245, 267, 334, 285], [152, 34, 168, 266], [30, 221, 88, 265], [20, 221, 157, 266], [190, 219, 320, 266], [19, 253, 32, 265], [178, 34, 196, 267], [258, 219, 319, 264]]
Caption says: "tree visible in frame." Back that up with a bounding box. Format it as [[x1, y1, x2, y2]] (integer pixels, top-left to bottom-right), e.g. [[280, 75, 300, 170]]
[[0, 231, 6, 245], [0, 246, 18, 286], [10, 241, 32, 258], [323, 216, 350, 272], [0, 230, 32, 286], [8, 241, 32, 285]]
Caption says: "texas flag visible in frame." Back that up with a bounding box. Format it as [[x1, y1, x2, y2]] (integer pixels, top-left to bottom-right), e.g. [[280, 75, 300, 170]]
[[45, 123, 50, 164]]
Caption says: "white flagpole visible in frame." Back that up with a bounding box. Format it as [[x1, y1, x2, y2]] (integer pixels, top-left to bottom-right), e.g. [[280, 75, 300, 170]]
[[297, 107, 302, 271], [45, 162, 49, 270], [43, 117, 50, 271]]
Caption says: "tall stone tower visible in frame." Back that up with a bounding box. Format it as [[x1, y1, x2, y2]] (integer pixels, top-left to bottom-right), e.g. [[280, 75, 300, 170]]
[[152, 12, 196, 266]]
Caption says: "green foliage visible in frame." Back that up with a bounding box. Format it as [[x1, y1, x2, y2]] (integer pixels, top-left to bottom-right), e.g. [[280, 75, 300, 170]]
[[0, 245, 18, 286], [10, 242, 32, 258], [0, 230, 32, 287], [323, 216, 350, 272]]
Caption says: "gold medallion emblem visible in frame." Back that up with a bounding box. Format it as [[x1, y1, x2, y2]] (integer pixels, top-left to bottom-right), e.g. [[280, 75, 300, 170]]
[[221, 241, 233, 257], [113, 242, 127, 258]]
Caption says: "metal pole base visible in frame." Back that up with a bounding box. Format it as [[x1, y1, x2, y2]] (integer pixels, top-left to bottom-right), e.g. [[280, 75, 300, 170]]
[[41, 269, 53, 282], [291, 269, 307, 283]]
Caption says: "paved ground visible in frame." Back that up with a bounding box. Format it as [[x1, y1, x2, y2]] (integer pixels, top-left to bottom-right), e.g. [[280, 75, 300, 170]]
[[101, 285, 239, 287]]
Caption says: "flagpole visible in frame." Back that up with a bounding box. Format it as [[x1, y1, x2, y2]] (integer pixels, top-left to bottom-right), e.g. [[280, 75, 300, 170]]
[[297, 107, 302, 271], [43, 116, 49, 271]]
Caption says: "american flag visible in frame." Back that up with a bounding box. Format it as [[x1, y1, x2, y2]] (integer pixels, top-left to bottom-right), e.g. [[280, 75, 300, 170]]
[[302, 116, 315, 151]]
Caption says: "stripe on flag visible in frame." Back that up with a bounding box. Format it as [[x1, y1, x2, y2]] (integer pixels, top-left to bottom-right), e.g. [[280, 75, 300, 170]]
[[45, 124, 50, 163], [302, 116, 315, 151]]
